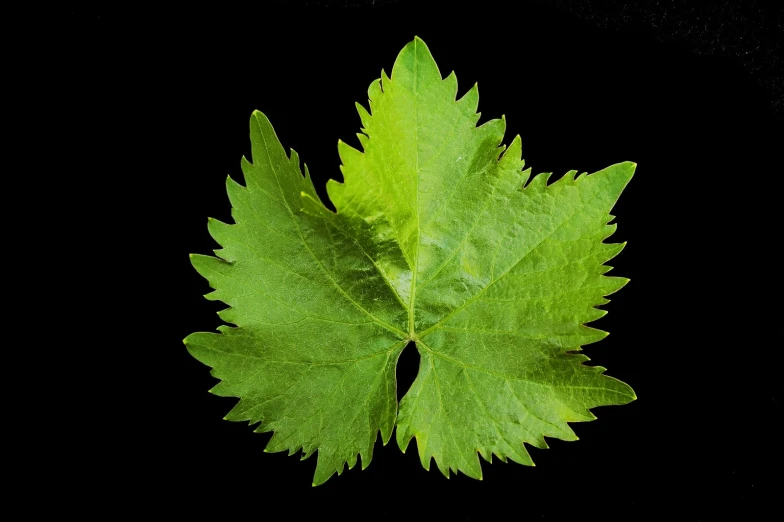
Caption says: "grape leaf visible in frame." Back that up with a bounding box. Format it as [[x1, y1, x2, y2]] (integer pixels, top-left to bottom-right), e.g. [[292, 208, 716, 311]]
[[185, 37, 636, 485]]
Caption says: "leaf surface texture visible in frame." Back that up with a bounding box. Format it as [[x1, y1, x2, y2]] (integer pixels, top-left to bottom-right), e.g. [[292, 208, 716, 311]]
[[186, 37, 636, 485]]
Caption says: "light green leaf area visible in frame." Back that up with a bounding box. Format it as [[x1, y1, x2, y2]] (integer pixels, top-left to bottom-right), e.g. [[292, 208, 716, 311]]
[[185, 37, 636, 486]]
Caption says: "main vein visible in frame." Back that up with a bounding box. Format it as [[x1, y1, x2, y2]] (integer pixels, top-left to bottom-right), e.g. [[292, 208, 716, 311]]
[[408, 38, 421, 340]]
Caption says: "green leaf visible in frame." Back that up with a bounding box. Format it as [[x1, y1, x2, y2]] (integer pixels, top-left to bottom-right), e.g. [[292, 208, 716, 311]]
[[185, 37, 636, 485]]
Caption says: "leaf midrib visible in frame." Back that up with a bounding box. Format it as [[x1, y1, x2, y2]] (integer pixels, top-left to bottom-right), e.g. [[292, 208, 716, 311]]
[[408, 37, 421, 340]]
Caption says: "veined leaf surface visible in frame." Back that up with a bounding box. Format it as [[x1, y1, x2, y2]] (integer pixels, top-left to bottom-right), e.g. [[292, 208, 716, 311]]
[[186, 37, 636, 485]]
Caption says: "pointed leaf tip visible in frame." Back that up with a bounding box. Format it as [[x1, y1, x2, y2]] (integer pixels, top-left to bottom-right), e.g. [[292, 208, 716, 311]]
[[392, 36, 441, 88]]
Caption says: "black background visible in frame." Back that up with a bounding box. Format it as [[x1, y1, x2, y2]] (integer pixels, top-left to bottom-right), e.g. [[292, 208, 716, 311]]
[[70, 1, 781, 518]]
